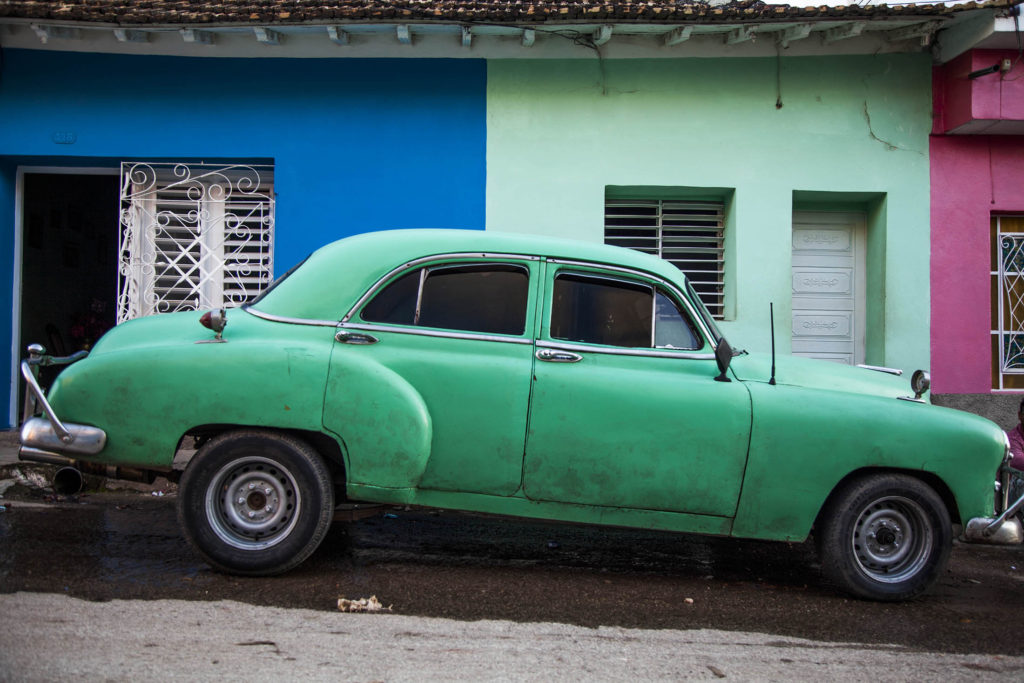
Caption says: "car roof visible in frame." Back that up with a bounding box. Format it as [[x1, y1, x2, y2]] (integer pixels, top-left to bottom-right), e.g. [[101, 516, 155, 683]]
[[251, 228, 689, 321]]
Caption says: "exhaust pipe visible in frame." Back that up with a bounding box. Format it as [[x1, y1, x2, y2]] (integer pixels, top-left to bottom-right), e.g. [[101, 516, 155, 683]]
[[52, 466, 84, 495], [22, 449, 164, 492]]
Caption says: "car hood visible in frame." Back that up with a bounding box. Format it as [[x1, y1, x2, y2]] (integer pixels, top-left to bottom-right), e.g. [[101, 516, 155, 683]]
[[729, 352, 913, 400]]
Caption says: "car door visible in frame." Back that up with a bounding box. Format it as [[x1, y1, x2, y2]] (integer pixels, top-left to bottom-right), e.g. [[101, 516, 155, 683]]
[[323, 257, 539, 496], [523, 263, 752, 517]]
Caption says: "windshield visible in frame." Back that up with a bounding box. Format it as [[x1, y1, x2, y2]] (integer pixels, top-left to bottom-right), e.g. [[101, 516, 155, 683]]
[[686, 280, 723, 345]]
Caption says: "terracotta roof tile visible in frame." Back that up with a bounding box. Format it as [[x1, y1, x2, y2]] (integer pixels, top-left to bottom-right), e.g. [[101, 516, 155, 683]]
[[0, 0, 1013, 25]]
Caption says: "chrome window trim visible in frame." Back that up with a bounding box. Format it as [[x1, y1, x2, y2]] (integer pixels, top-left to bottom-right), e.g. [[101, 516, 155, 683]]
[[538, 340, 715, 361], [857, 364, 904, 377], [243, 306, 339, 327], [546, 259, 714, 349], [339, 322, 534, 346], [343, 252, 541, 324], [413, 267, 427, 326]]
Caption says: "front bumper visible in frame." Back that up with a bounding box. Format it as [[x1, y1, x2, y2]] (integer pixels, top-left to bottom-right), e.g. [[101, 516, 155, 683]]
[[964, 459, 1024, 545], [964, 515, 1024, 544], [20, 416, 106, 459]]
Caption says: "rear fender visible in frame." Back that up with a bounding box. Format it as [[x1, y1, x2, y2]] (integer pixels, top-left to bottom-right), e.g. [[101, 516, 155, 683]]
[[322, 350, 432, 490]]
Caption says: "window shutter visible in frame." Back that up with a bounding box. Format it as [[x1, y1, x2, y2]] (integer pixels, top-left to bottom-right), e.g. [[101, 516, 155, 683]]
[[118, 162, 274, 323], [605, 199, 725, 319]]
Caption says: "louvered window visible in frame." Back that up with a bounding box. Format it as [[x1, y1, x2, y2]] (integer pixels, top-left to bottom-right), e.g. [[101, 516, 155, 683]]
[[604, 199, 725, 320], [117, 162, 274, 323]]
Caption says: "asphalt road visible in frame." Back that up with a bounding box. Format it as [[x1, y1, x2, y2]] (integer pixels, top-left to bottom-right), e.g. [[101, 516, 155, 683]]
[[2, 481, 1024, 680]]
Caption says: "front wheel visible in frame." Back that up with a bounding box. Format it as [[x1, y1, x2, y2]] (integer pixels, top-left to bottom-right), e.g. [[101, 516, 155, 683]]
[[818, 474, 951, 601], [177, 430, 335, 576]]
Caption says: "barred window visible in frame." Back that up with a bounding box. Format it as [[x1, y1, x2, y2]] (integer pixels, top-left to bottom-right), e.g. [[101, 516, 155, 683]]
[[992, 215, 1024, 390], [604, 199, 724, 320], [117, 162, 275, 323]]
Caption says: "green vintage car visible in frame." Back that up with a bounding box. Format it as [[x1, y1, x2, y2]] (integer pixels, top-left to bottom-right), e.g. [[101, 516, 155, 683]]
[[18, 229, 1024, 600]]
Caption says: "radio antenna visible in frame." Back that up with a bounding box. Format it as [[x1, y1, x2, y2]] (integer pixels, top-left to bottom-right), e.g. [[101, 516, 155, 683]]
[[769, 302, 777, 386]]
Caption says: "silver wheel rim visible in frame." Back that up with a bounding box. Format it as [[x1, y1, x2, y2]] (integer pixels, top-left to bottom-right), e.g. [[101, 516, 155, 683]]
[[851, 495, 933, 584], [205, 456, 301, 551]]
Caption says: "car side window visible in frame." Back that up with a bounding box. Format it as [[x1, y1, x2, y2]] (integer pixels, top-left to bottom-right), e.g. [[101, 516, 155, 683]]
[[550, 272, 701, 350], [361, 263, 529, 335], [654, 291, 701, 350]]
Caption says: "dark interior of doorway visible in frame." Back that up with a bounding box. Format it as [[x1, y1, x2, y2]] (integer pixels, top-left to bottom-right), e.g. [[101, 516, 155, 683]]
[[20, 173, 119, 387]]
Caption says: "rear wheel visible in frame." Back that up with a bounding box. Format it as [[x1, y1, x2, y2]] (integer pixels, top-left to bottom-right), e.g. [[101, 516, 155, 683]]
[[818, 474, 951, 601], [177, 430, 334, 576]]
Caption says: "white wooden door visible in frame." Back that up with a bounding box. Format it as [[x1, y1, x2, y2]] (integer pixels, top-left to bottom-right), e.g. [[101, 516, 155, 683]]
[[791, 212, 866, 365]]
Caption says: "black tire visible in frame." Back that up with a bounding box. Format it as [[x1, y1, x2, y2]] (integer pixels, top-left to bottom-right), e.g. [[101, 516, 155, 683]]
[[177, 430, 334, 576], [818, 474, 951, 601]]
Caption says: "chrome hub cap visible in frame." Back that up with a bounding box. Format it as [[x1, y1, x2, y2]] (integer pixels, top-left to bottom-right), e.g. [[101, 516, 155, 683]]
[[206, 456, 300, 550]]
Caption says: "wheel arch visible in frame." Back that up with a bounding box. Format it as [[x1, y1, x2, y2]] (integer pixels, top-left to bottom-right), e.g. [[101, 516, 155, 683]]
[[814, 467, 961, 533], [179, 424, 348, 478]]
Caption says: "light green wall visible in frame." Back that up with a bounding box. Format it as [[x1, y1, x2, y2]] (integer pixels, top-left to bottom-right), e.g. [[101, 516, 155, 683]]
[[485, 55, 932, 373]]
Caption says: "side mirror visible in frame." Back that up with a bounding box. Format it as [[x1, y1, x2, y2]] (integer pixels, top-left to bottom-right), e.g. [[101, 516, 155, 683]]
[[714, 338, 733, 383]]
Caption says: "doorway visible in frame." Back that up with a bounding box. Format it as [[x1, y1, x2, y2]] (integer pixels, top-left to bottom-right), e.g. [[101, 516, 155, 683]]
[[791, 211, 867, 365], [19, 172, 119, 375]]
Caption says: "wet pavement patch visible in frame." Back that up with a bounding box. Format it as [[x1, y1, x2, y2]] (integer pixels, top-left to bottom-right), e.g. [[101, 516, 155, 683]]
[[1, 490, 1023, 655]]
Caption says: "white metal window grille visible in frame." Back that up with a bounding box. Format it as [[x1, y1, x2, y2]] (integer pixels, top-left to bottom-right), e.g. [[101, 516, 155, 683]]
[[993, 216, 1024, 389], [604, 199, 725, 319], [117, 162, 275, 323]]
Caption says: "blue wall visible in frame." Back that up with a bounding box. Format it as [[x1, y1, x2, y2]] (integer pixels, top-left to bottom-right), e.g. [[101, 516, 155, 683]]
[[0, 49, 488, 426]]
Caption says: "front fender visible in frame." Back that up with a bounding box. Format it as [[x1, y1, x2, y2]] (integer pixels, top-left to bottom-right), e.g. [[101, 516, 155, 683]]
[[732, 382, 1005, 540]]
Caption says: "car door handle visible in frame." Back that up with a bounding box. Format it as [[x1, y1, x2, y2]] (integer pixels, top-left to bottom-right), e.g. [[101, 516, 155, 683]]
[[335, 331, 379, 345], [536, 348, 582, 363]]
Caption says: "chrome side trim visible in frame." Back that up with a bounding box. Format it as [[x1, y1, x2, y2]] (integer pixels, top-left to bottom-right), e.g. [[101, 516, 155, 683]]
[[897, 396, 927, 404], [338, 322, 534, 346], [20, 416, 107, 456], [243, 306, 339, 327], [857, 364, 903, 376], [537, 340, 715, 361], [545, 258, 716, 348], [342, 252, 541, 323]]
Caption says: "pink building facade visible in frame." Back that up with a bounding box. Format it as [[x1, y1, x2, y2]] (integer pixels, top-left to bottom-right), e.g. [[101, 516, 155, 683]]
[[932, 48, 1024, 419]]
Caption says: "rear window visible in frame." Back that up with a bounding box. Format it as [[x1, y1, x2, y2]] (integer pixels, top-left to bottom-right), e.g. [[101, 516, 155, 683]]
[[361, 263, 529, 336]]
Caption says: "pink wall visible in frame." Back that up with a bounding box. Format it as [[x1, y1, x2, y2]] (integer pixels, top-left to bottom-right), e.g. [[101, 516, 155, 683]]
[[935, 50, 1024, 133], [931, 136, 1024, 393]]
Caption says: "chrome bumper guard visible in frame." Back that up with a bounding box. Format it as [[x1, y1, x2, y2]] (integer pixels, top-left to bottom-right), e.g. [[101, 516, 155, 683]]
[[18, 344, 106, 460], [964, 462, 1024, 545], [20, 417, 106, 457]]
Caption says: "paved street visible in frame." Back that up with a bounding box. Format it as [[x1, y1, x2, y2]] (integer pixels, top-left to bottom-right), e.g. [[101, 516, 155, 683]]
[[3, 591, 1022, 682], [2, 465, 1024, 680]]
